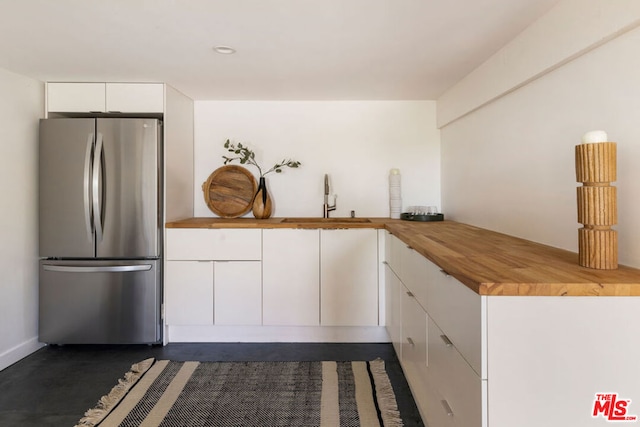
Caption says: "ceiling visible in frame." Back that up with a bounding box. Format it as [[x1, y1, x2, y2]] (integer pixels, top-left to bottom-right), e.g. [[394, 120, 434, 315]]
[[0, 0, 561, 101]]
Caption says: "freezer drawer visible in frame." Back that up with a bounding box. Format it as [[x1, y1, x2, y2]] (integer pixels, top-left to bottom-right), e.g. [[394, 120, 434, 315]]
[[39, 260, 161, 344]]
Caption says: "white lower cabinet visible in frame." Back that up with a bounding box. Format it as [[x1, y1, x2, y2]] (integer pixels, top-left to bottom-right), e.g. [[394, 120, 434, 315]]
[[320, 229, 378, 326], [263, 228, 379, 327], [166, 226, 384, 342], [165, 260, 262, 326], [165, 229, 262, 327], [385, 232, 486, 427], [401, 285, 428, 390], [425, 261, 483, 377], [214, 261, 262, 326], [263, 229, 320, 326], [427, 316, 483, 427], [384, 264, 403, 358], [165, 261, 214, 325]]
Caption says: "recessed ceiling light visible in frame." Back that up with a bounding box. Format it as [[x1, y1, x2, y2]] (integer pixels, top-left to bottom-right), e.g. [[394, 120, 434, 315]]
[[213, 46, 236, 55]]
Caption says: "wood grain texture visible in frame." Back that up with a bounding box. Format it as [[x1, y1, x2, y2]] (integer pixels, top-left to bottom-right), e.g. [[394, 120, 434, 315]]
[[575, 142, 618, 269], [166, 218, 640, 296], [166, 217, 389, 229], [252, 181, 272, 219], [579, 228, 618, 269], [575, 142, 616, 183], [576, 186, 617, 225], [201, 166, 257, 218]]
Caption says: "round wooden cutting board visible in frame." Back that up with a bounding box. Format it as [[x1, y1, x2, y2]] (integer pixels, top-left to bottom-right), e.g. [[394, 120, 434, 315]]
[[202, 165, 258, 218]]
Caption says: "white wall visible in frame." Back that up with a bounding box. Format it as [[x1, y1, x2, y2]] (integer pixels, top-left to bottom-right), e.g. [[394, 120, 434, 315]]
[[439, 8, 640, 267], [437, 0, 640, 127], [0, 68, 44, 370], [194, 101, 440, 218]]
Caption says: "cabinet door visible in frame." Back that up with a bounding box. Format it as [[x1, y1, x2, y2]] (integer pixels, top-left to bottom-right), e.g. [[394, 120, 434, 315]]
[[263, 229, 320, 326], [427, 315, 483, 427], [321, 229, 378, 326], [214, 261, 262, 325], [106, 83, 164, 113], [384, 264, 403, 358], [47, 82, 106, 113], [165, 261, 213, 325], [425, 262, 483, 377]]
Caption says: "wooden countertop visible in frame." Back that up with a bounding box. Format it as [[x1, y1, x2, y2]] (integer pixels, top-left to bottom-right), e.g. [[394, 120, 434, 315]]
[[166, 217, 640, 296], [165, 217, 390, 229]]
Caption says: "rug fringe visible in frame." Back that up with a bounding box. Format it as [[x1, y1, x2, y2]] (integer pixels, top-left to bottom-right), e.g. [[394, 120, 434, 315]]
[[370, 359, 404, 427], [74, 357, 155, 427]]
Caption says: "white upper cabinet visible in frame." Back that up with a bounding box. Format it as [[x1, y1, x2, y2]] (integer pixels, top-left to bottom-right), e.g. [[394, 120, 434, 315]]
[[47, 82, 164, 113], [106, 83, 164, 113], [47, 83, 106, 113]]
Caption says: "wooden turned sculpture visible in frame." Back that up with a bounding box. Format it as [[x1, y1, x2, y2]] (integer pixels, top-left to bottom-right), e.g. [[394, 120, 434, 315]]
[[575, 136, 617, 269]]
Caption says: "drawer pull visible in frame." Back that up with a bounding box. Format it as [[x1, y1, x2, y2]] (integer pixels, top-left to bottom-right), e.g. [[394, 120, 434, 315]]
[[406, 291, 414, 297], [382, 261, 388, 265], [440, 334, 453, 347], [439, 269, 450, 277], [441, 399, 454, 417], [407, 337, 415, 346]]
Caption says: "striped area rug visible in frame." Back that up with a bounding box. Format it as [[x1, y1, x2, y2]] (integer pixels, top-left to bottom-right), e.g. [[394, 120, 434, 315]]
[[75, 358, 403, 427]]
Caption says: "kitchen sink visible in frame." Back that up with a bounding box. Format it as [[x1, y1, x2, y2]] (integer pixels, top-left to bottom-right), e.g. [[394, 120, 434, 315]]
[[280, 217, 372, 223]]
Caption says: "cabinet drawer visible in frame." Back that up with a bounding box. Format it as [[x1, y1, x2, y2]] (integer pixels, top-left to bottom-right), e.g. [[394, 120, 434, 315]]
[[424, 258, 484, 376], [401, 286, 427, 380], [427, 315, 484, 427], [422, 378, 456, 427], [400, 244, 429, 310], [166, 229, 261, 260], [385, 232, 403, 275]]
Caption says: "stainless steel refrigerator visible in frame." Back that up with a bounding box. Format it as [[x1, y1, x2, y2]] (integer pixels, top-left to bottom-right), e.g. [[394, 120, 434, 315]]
[[38, 118, 162, 344]]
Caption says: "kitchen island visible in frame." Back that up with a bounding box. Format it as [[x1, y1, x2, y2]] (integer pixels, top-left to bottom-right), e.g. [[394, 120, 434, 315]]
[[165, 217, 640, 427]]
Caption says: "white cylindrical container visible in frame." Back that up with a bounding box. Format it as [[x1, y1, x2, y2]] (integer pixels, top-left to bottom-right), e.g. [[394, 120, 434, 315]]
[[389, 169, 402, 218]]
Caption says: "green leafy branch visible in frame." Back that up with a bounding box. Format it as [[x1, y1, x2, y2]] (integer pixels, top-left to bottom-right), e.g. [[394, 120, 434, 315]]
[[222, 139, 301, 177]]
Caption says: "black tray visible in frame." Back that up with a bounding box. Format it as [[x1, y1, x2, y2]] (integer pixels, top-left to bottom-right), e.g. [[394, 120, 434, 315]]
[[400, 213, 444, 222]]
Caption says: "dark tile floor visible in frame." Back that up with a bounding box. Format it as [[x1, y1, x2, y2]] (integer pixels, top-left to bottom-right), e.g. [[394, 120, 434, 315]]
[[0, 343, 424, 426]]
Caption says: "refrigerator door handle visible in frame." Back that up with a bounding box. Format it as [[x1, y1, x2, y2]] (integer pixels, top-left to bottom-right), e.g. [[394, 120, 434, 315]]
[[42, 264, 153, 273], [92, 132, 104, 243], [83, 133, 94, 242]]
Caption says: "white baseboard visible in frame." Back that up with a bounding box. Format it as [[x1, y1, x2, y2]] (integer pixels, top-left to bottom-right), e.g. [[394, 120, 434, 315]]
[[0, 337, 45, 371], [167, 325, 390, 343]]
